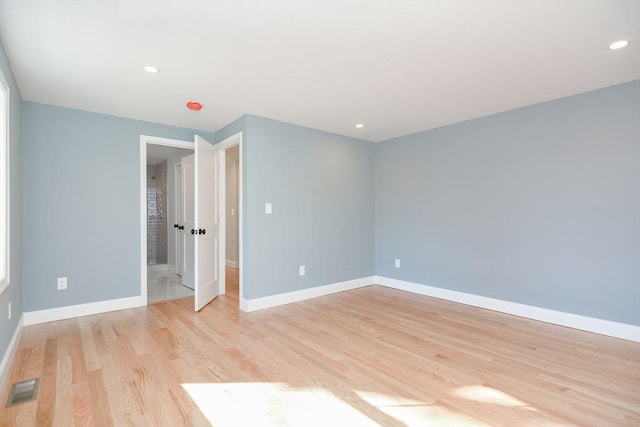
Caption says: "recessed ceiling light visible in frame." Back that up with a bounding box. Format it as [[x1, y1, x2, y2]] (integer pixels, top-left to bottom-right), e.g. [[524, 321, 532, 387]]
[[355, 123, 364, 128], [609, 40, 630, 50], [144, 66, 159, 73]]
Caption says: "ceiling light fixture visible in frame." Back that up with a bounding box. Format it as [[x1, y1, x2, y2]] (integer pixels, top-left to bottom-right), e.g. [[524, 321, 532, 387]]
[[143, 66, 159, 73], [355, 123, 364, 128], [609, 40, 630, 50], [187, 101, 202, 111]]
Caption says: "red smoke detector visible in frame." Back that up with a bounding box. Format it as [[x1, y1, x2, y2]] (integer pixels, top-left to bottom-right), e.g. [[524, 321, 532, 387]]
[[186, 101, 202, 111]]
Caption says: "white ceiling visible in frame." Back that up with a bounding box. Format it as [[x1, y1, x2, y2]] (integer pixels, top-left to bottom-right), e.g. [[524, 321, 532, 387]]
[[0, 1, 638, 142]]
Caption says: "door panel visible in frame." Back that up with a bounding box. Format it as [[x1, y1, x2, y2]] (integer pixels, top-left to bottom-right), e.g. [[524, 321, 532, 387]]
[[175, 163, 183, 275], [181, 154, 195, 289], [194, 135, 220, 311]]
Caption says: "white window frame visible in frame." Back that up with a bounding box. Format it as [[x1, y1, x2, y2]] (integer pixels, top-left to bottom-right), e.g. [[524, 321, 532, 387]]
[[0, 68, 10, 294]]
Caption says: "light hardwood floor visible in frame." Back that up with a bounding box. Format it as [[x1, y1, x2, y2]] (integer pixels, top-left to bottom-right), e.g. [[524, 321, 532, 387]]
[[2, 268, 639, 426]]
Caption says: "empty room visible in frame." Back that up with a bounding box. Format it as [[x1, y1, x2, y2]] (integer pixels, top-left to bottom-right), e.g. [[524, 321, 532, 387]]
[[0, 1, 639, 426]]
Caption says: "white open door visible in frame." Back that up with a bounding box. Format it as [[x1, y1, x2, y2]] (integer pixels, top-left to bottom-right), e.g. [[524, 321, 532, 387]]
[[194, 135, 221, 311], [174, 162, 183, 276], [181, 154, 195, 289]]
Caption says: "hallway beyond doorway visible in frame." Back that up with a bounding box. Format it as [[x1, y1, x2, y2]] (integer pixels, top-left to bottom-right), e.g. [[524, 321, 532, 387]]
[[148, 266, 239, 304], [147, 266, 193, 304]]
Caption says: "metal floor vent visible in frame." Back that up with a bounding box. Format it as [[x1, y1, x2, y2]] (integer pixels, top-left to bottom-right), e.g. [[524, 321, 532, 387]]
[[6, 378, 39, 407]]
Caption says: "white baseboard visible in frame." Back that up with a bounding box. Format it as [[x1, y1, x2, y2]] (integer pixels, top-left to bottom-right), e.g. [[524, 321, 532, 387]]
[[16, 275, 638, 343], [375, 276, 640, 343], [226, 260, 239, 268], [242, 276, 373, 312], [23, 295, 146, 326], [0, 314, 24, 392]]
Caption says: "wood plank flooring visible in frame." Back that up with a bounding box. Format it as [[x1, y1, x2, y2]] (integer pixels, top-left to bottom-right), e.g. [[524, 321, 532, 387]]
[[2, 268, 639, 426]]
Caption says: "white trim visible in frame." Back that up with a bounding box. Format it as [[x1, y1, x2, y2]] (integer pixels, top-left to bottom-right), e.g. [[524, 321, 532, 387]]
[[239, 274, 639, 342], [23, 295, 145, 326], [0, 67, 10, 294], [242, 276, 373, 312], [217, 141, 226, 297], [215, 132, 243, 306], [173, 161, 182, 275], [140, 135, 194, 307], [0, 314, 23, 392], [374, 276, 640, 342], [140, 134, 195, 149], [225, 260, 238, 268], [140, 138, 146, 304], [238, 138, 243, 307]]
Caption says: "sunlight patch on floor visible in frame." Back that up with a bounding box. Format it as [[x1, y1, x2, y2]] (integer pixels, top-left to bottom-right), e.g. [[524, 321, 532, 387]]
[[452, 385, 572, 426], [183, 382, 380, 426], [353, 390, 430, 407], [355, 390, 490, 427], [454, 385, 531, 407]]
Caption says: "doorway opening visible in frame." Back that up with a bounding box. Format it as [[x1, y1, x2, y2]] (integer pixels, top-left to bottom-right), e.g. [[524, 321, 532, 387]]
[[140, 132, 243, 310], [140, 135, 194, 305], [217, 132, 243, 305]]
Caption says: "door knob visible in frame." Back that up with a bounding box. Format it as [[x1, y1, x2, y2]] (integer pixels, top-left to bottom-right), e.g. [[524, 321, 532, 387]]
[[174, 224, 179, 228], [179, 225, 184, 230], [191, 229, 195, 235], [198, 229, 206, 235]]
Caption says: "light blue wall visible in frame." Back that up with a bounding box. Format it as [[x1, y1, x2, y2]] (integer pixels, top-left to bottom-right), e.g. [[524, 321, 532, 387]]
[[0, 42, 23, 370], [0, 40, 23, 367], [214, 115, 247, 144], [375, 80, 640, 325], [8, 55, 638, 341], [228, 115, 375, 299], [22, 102, 213, 311]]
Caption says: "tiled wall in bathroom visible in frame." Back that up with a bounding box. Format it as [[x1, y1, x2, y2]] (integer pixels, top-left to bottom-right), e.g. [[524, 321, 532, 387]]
[[147, 160, 168, 265]]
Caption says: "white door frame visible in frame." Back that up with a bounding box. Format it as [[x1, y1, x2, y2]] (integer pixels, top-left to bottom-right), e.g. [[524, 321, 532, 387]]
[[174, 161, 183, 275], [140, 135, 194, 305], [217, 132, 243, 303]]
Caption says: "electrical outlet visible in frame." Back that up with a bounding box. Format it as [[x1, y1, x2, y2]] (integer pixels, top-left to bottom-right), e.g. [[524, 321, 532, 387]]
[[7, 301, 11, 320], [57, 277, 67, 290], [299, 265, 305, 276], [395, 258, 401, 268]]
